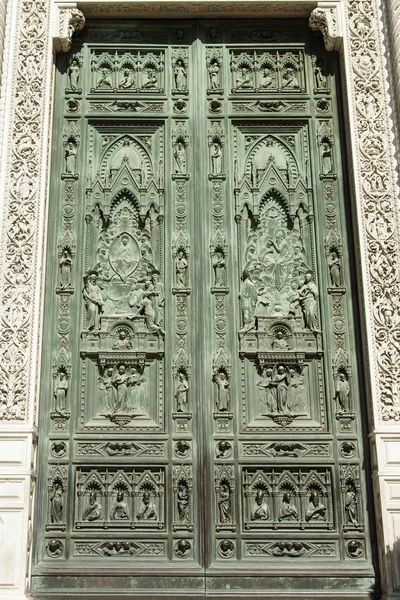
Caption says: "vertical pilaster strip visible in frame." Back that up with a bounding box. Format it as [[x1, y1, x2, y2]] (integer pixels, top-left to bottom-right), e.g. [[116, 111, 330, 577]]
[[0, 0, 8, 88]]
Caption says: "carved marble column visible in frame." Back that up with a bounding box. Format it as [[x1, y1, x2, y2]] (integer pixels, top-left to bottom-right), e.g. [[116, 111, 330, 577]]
[[0, 0, 7, 87]]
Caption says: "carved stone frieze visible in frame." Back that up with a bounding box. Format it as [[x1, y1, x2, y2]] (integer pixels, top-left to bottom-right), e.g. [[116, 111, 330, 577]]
[[245, 540, 336, 557], [74, 540, 165, 557]]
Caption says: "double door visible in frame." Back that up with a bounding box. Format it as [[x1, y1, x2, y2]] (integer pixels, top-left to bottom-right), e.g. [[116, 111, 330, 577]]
[[32, 18, 377, 600]]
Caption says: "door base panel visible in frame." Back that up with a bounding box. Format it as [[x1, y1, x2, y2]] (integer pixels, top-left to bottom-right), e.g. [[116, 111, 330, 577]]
[[31, 575, 379, 600]]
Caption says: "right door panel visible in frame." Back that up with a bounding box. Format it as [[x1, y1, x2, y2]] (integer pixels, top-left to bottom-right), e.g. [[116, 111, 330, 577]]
[[199, 19, 377, 599]]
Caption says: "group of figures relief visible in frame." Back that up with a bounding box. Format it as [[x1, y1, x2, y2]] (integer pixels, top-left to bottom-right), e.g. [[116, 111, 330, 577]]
[[230, 49, 305, 92], [240, 199, 319, 330], [98, 363, 147, 415], [257, 363, 306, 416], [81, 489, 157, 523]]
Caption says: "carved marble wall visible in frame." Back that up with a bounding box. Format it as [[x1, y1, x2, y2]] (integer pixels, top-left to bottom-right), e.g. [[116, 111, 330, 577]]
[[0, 0, 400, 599]]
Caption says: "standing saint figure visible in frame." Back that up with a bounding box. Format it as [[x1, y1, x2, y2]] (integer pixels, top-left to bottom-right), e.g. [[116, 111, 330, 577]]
[[328, 251, 341, 287], [83, 272, 104, 331], [174, 142, 186, 174], [345, 484, 359, 526], [50, 483, 63, 523], [175, 372, 189, 412], [151, 272, 165, 325], [270, 365, 290, 413], [177, 484, 189, 521], [174, 60, 187, 90], [208, 62, 220, 89], [214, 370, 229, 411], [112, 365, 131, 413], [68, 60, 80, 90], [258, 367, 276, 412], [335, 372, 350, 412], [251, 489, 270, 520], [240, 269, 258, 331], [54, 372, 68, 413], [322, 143, 333, 174], [176, 251, 188, 287], [136, 490, 157, 520], [218, 484, 231, 523], [298, 272, 319, 331], [211, 143, 222, 175], [314, 59, 326, 89], [59, 250, 72, 288], [65, 142, 77, 174], [212, 251, 226, 286]]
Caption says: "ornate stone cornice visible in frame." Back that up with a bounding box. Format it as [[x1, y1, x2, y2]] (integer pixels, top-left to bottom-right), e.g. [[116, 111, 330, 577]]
[[309, 2, 343, 51], [78, 1, 317, 18], [53, 4, 85, 53]]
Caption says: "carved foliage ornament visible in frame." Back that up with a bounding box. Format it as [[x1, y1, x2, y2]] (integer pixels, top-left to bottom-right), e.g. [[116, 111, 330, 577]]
[[54, 8, 85, 53]]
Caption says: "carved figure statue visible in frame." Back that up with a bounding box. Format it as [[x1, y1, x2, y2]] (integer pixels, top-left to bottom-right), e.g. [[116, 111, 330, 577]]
[[251, 489, 270, 520], [261, 229, 291, 291], [305, 491, 327, 522], [345, 485, 359, 526], [214, 370, 229, 411], [208, 62, 220, 89], [218, 483, 231, 522], [282, 67, 299, 88], [54, 372, 68, 413], [177, 484, 189, 521], [176, 251, 188, 287], [142, 70, 157, 89], [236, 67, 252, 89], [83, 491, 102, 521], [50, 483, 63, 523], [287, 282, 300, 317], [112, 330, 132, 350], [260, 68, 273, 88], [212, 251, 226, 286], [211, 143, 222, 175], [65, 142, 77, 174], [314, 59, 326, 89], [119, 69, 135, 89], [328, 251, 341, 287], [322, 143, 333, 174], [174, 60, 187, 90], [96, 67, 112, 88], [298, 272, 319, 331], [258, 367, 276, 412], [112, 365, 133, 412], [83, 272, 104, 331], [151, 272, 165, 324], [136, 490, 157, 520], [68, 60, 80, 90], [240, 269, 258, 331], [271, 331, 289, 350], [100, 367, 114, 410], [175, 372, 189, 412], [130, 284, 165, 336], [111, 235, 137, 282], [174, 142, 186, 174], [278, 492, 298, 521], [270, 365, 290, 413], [112, 491, 129, 520], [59, 250, 72, 288], [336, 372, 350, 412]]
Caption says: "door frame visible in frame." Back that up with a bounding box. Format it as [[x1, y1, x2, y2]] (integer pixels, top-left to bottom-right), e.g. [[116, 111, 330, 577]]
[[0, 0, 399, 598]]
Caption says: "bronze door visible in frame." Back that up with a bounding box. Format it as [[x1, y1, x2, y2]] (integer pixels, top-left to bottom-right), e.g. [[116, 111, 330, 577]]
[[32, 18, 378, 600]]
